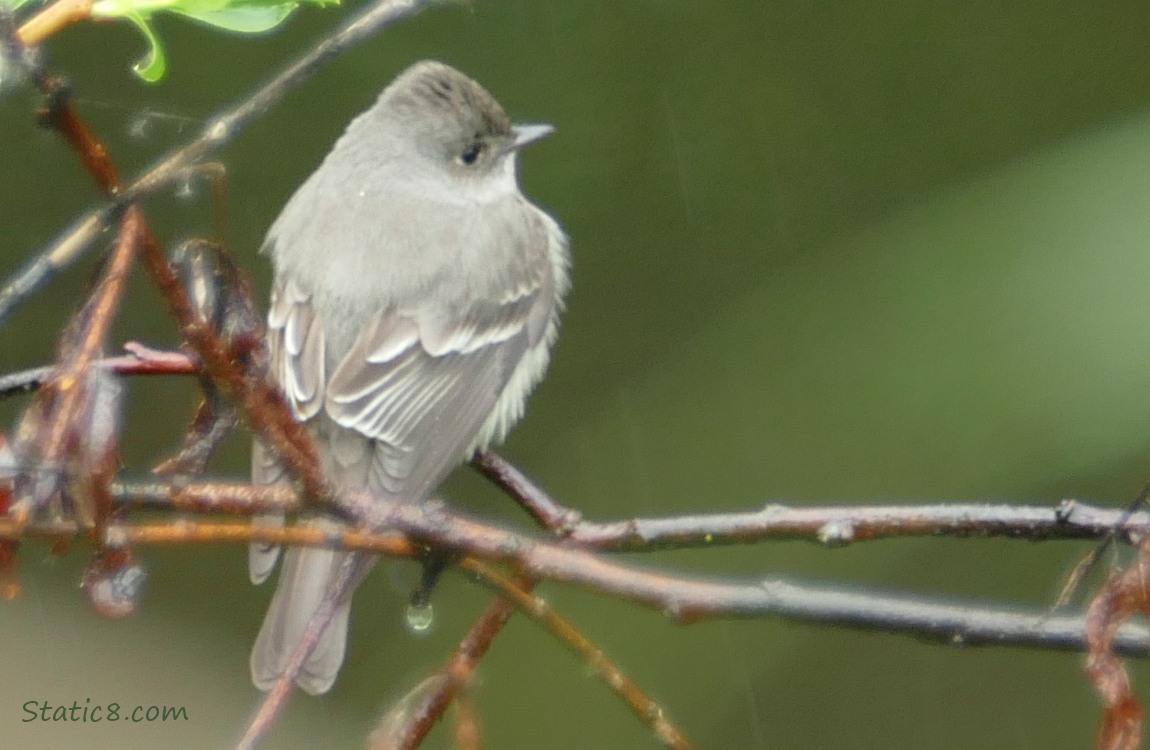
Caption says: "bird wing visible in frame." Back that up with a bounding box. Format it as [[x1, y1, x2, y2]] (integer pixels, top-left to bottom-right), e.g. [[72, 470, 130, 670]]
[[324, 259, 553, 504], [267, 275, 327, 424], [263, 217, 556, 505]]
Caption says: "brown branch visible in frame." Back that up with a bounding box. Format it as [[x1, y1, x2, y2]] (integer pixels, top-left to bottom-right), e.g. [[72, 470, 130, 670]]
[[471, 449, 583, 533], [16, 19, 328, 500], [112, 479, 301, 515], [137, 232, 329, 500], [1085, 540, 1150, 749], [17, 0, 94, 46], [123, 522, 418, 558], [17, 479, 1150, 657], [395, 575, 534, 750], [36, 73, 120, 194], [451, 686, 482, 750], [460, 559, 693, 750], [395, 453, 568, 747], [38, 207, 141, 470], [0, 347, 196, 398]]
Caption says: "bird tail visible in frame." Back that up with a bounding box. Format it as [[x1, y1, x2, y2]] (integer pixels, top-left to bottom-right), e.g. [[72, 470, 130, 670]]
[[250, 517, 363, 696]]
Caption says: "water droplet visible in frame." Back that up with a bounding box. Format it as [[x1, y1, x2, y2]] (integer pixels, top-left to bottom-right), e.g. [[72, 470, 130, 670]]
[[405, 602, 434, 635], [84, 561, 146, 619]]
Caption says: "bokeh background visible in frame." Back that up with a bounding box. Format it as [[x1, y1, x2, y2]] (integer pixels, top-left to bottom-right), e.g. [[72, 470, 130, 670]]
[[3, 0, 1150, 747]]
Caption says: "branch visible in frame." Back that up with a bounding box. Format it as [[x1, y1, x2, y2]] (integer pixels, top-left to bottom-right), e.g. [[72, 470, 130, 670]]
[[4, 477, 1149, 659], [459, 559, 693, 750], [394, 573, 534, 749]]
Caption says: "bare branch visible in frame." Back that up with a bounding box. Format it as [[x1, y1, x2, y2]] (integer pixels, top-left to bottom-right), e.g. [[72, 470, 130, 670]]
[[11, 475, 1150, 659], [460, 559, 693, 750], [11, 505, 1150, 659], [394, 574, 534, 749]]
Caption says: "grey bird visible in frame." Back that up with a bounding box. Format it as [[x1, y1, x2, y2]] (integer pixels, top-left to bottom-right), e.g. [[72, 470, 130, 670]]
[[249, 60, 570, 695]]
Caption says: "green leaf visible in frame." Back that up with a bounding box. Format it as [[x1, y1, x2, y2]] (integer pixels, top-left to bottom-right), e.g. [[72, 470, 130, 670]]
[[2, 0, 39, 11], [90, 0, 338, 81], [123, 10, 166, 82], [173, 4, 296, 33]]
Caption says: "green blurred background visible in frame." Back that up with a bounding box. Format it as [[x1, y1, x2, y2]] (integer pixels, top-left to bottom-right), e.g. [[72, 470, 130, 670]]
[[4, 0, 1150, 747]]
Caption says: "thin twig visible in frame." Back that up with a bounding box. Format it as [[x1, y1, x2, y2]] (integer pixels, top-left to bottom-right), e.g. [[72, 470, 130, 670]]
[[397, 453, 572, 747], [111, 479, 301, 515], [4, 477, 1143, 548], [35, 72, 121, 193], [0, 348, 197, 398], [560, 499, 1147, 550], [461, 559, 694, 750], [472, 448, 583, 533], [395, 575, 534, 749], [117, 521, 418, 557], [38, 208, 142, 470]]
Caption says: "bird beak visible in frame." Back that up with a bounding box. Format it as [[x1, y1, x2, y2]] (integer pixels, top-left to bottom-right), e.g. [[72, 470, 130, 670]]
[[512, 123, 555, 150]]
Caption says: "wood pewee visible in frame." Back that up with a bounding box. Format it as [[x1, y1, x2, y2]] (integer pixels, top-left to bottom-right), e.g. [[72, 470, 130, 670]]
[[250, 60, 569, 695]]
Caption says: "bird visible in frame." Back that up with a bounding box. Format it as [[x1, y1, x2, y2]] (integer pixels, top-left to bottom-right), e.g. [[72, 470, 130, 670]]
[[248, 60, 569, 695]]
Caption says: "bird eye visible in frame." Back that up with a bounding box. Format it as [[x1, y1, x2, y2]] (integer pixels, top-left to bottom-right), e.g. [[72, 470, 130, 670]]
[[459, 143, 482, 166]]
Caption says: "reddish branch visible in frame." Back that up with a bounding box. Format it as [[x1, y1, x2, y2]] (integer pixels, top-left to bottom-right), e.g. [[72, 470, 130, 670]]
[[396, 575, 535, 749], [1085, 541, 1150, 750], [23, 25, 328, 501], [461, 559, 693, 749], [0, 347, 196, 398], [38, 208, 141, 473], [36, 74, 120, 194], [472, 449, 584, 532], [1, 477, 1145, 554], [137, 232, 329, 499]]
